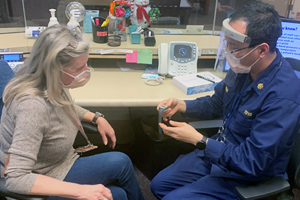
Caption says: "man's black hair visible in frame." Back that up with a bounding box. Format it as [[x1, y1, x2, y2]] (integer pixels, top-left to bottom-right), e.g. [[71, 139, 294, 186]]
[[230, 1, 282, 53]]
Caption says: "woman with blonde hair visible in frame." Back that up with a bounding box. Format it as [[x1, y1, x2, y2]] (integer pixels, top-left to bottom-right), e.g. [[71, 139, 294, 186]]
[[0, 24, 144, 200]]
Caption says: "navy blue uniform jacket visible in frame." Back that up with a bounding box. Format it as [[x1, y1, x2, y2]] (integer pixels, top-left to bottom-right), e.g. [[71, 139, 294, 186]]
[[185, 50, 300, 181]]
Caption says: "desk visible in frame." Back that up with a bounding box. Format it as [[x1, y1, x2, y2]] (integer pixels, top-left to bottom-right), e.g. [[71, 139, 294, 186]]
[[69, 68, 215, 107], [0, 31, 220, 59], [0, 30, 220, 106], [0, 31, 220, 106], [0, 33, 29, 52]]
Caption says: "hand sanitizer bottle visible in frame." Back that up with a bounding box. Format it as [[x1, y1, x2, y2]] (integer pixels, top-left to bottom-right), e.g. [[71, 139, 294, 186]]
[[48, 9, 59, 27]]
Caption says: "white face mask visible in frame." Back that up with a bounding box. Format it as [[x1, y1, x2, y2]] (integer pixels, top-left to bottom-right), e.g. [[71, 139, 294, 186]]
[[224, 45, 260, 74], [61, 68, 91, 88]]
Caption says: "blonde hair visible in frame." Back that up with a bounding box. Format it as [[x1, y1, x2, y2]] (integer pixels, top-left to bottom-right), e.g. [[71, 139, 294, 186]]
[[3, 24, 89, 107]]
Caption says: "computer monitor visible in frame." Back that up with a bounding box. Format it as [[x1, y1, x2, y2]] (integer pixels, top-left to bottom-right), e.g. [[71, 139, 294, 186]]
[[277, 18, 300, 60], [222, 18, 300, 73]]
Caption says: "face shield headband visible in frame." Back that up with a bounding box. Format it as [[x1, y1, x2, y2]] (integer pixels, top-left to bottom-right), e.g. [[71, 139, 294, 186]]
[[221, 18, 251, 45], [222, 18, 277, 49]]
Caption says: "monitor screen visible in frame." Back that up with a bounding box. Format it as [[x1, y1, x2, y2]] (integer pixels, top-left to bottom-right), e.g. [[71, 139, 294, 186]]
[[223, 18, 300, 72], [277, 18, 300, 60], [3, 54, 21, 61], [174, 44, 192, 59]]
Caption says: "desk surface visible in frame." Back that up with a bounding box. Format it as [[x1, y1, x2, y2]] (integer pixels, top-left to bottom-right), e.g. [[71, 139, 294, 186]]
[[69, 68, 216, 107]]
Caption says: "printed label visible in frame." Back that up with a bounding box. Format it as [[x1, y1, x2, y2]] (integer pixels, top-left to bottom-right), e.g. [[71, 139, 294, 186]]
[[97, 31, 107, 37]]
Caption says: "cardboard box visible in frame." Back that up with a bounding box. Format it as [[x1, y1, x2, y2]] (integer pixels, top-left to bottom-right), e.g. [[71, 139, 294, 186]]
[[172, 71, 222, 95]]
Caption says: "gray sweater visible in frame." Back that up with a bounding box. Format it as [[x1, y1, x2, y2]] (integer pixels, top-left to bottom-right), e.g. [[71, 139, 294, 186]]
[[0, 91, 88, 194]]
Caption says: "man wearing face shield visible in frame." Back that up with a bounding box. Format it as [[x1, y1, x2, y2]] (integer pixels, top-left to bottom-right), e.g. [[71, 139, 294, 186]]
[[150, 1, 300, 199]]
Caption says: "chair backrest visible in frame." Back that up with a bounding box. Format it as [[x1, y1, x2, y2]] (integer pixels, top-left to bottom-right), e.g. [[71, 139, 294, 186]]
[[287, 126, 300, 188], [0, 60, 47, 200], [0, 59, 15, 119], [286, 58, 300, 72], [271, 58, 300, 188], [286, 58, 300, 80]]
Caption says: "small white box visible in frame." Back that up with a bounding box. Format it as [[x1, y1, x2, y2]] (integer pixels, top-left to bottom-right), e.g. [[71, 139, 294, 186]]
[[25, 26, 46, 38], [172, 72, 222, 95], [186, 25, 204, 33]]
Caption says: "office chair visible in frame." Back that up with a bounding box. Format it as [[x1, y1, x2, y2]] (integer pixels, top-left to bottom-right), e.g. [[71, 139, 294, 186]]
[[235, 58, 300, 200], [0, 60, 14, 120], [235, 127, 300, 200], [0, 60, 99, 200], [0, 122, 97, 200], [286, 58, 300, 72], [0, 59, 47, 200]]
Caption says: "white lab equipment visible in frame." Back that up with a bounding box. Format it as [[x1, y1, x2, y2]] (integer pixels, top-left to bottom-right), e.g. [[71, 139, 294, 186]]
[[0, 52, 24, 73], [65, 2, 85, 33], [158, 42, 198, 77]]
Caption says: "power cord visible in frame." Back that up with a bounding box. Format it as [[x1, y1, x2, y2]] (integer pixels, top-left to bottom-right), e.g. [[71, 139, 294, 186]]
[[144, 76, 165, 86]]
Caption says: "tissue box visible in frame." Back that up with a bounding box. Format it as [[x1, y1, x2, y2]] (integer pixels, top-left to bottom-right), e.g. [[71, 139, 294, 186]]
[[83, 10, 99, 33], [172, 72, 222, 95]]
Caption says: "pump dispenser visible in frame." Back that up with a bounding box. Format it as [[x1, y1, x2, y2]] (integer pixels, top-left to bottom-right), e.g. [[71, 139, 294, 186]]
[[67, 10, 80, 31], [48, 9, 59, 27]]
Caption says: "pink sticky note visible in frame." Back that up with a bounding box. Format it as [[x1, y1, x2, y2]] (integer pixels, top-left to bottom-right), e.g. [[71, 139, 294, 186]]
[[126, 51, 138, 63]]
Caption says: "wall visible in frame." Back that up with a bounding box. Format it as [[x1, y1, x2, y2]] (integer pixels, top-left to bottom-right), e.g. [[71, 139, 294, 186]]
[[262, 0, 290, 17], [290, 0, 300, 19]]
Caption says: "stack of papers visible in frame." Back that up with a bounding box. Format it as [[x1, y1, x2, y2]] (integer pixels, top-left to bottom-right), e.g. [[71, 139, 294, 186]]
[[172, 71, 222, 95], [141, 66, 159, 79]]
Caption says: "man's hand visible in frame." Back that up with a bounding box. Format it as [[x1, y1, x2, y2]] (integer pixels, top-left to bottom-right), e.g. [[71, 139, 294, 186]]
[[157, 98, 186, 119], [159, 120, 203, 145]]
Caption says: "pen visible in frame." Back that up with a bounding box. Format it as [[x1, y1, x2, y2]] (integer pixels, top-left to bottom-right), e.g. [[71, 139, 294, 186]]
[[197, 75, 215, 83], [101, 17, 110, 27], [91, 17, 95, 25]]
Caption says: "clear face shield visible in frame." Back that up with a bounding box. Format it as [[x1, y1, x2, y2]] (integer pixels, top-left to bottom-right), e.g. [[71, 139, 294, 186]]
[[214, 18, 254, 86]]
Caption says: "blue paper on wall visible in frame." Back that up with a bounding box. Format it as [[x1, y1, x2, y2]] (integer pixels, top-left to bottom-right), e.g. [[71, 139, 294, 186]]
[[83, 10, 99, 33]]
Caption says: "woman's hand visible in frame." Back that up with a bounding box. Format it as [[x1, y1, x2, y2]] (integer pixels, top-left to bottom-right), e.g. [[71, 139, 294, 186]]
[[77, 184, 113, 200], [159, 120, 203, 145], [157, 98, 186, 119], [30, 175, 113, 200], [96, 117, 116, 149]]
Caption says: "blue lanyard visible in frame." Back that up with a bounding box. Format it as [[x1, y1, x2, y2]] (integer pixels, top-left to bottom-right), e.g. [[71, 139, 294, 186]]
[[225, 83, 252, 129], [217, 81, 253, 142]]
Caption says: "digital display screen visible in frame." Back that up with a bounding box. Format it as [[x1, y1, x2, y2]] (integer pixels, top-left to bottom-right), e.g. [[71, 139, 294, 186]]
[[3, 54, 21, 61], [277, 19, 300, 60], [174, 45, 192, 59]]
